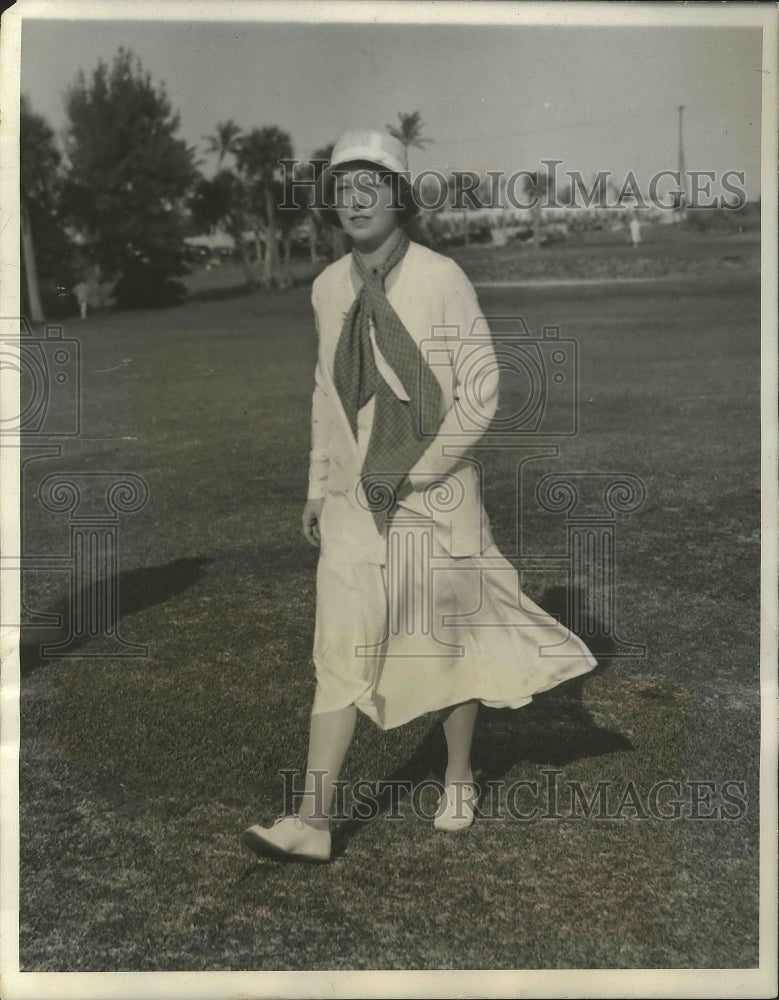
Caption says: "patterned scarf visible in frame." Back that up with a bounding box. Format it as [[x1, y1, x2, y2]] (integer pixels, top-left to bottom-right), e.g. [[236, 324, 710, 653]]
[[333, 232, 445, 532]]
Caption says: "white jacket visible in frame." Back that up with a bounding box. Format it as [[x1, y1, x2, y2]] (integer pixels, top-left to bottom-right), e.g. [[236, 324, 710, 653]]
[[308, 241, 499, 564]]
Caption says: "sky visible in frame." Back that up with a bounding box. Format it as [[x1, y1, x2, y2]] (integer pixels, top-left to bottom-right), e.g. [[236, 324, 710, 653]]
[[18, 7, 765, 199]]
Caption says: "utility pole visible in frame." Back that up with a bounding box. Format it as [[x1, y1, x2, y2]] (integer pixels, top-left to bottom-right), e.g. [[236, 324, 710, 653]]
[[677, 105, 687, 216]]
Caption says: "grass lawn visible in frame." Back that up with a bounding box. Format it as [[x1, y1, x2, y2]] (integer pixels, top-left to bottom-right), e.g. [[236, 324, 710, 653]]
[[448, 225, 760, 281], [17, 263, 760, 971]]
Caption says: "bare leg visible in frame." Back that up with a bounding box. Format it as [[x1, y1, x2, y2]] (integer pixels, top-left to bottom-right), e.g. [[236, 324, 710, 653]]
[[297, 704, 357, 830], [242, 705, 356, 861], [441, 700, 478, 785]]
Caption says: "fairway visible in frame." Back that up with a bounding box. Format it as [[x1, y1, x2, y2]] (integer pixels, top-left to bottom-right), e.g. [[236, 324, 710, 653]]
[[19, 274, 760, 971]]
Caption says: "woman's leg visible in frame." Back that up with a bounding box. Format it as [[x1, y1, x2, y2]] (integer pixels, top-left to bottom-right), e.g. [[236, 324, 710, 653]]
[[441, 699, 478, 785], [434, 700, 479, 831], [242, 702, 356, 861], [297, 704, 357, 829]]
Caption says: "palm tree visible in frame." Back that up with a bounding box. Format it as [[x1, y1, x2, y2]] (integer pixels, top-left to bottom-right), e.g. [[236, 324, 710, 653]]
[[310, 141, 348, 261], [236, 126, 295, 289], [276, 159, 316, 284], [386, 111, 432, 151], [198, 119, 255, 289], [190, 169, 255, 290], [202, 119, 242, 167]]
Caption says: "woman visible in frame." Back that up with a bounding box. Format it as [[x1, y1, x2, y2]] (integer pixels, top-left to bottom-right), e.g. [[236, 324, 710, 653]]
[[243, 128, 596, 863]]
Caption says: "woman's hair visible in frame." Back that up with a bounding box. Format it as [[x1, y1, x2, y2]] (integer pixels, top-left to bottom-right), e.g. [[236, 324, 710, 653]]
[[317, 158, 419, 229]]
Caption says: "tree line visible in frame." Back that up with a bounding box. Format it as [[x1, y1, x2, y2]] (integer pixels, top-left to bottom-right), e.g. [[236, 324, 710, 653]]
[[26, 48, 634, 323], [20, 48, 436, 321]]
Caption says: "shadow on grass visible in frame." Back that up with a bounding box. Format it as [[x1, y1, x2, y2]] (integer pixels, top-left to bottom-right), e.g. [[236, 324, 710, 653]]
[[20, 556, 213, 676], [329, 583, 633, 859]]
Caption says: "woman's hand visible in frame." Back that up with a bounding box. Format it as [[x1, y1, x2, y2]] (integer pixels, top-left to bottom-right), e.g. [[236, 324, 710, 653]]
[[302, 498, 325, 547]]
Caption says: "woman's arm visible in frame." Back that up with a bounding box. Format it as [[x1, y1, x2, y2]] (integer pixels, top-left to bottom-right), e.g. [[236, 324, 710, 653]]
[[307, 352, 332, 501], [303, 299, 334, 546]]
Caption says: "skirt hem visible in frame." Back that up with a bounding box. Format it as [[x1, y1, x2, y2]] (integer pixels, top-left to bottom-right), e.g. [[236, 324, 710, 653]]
[[311, 654, 597, 731]]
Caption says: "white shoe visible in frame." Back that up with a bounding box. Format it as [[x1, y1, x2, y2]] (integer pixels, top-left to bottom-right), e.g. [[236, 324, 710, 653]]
[[433, 781, 479, 832], [242, 815, 331, 862]]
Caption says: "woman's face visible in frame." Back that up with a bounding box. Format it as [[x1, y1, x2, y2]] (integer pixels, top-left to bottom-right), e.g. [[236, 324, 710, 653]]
[[332, 167, 401, 251]]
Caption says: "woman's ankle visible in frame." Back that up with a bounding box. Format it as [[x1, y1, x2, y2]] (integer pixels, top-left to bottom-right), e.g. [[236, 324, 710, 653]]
[[444, 769, 475, 787], [298, 812, 330, 832]]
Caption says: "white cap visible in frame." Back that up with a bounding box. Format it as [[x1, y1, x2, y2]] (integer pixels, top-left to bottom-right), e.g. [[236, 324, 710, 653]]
[[325, 128, 409, 178]]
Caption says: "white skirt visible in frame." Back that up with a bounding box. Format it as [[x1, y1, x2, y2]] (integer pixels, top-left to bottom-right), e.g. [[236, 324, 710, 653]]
[[311, 513, 597, 730]]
